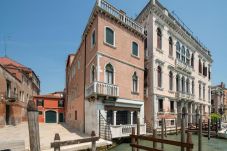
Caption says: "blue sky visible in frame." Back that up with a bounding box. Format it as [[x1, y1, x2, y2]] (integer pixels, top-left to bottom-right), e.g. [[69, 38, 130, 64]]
[[0, 0, 226, 94]]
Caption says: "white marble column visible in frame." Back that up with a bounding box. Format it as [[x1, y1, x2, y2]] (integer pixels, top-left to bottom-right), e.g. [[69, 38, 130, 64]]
[[113, 111, 117, 126], [131, 111, 134, 125]]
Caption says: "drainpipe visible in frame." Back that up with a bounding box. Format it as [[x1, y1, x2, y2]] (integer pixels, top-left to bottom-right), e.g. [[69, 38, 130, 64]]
[[83, 34, 87, 133]]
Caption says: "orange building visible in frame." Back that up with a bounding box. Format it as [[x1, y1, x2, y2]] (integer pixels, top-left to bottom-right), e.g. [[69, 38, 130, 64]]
[[33, 92, 65, 123]]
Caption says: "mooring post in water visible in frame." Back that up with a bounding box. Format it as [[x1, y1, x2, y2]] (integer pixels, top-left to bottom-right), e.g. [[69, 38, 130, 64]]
[[208, 119, 211, 140], [164, 118, 167, 137], [153, 129, 157, 149], [27, 100, 40, 151], [181, 107, 186, 151], [161, 118, 164, 150], [186, 132, 192, 151], [198, 115, 202, 151], [131, 127, 136, 151], [176, 118, 178, 135], [137, 113, 140, 151]]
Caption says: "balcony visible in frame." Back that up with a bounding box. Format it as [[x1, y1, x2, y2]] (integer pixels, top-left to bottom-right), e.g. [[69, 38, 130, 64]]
[[5, 92, 18, 102], [110, 124, 146, 138], [85, 82, 119, 99], [175, 59, 192, 74], [97, 0, 144, 34], [175, 92, 194, 100]]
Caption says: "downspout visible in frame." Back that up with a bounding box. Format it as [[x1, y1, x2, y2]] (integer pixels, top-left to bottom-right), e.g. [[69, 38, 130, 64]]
[[84, 35, 87, 133]]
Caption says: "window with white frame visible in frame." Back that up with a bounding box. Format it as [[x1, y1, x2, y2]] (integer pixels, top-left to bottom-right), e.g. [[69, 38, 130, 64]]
[[181, 46, 186, 63], [181, 76, 185, 93], [132, 72, 138, 93], [176, 42, 181, 60], [132, 42, 139, 57], [186, 49, 190, 65], [157, 28, 162, 49], [90, 65, 95, 83], [169, 37, 173, 56], [192, 80, 195, 95], [105, 27, 114, 46], [176, 74, 180, 92], [91, 29, 96, 48], [186, 78, 190, 94], [169, 71, 173, 91], [105, 63, 114, 84], [157, 66, 162, 88]]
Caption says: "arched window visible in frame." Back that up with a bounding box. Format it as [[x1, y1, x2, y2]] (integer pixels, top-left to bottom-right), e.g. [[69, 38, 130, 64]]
[[191, 53, 194, 68], [176, 42, 181, 59], [181, 46, 186, 63], [157, 28, 162, 49], [157, 66, 162, 88], [105, 63, 114, 84], [186, 49, 190, 65], [105, 27, 115, 46], [169, 37, 173, 56], [176, 74, 180, 92], [186, 78, 190, 94], [132, 72, 138, 93], [181, 76, 185, 93], [169, 71, 173, 90], [90, 65, 95, 82], [199, 59, 202, 73], [132, 42, 139, 56]]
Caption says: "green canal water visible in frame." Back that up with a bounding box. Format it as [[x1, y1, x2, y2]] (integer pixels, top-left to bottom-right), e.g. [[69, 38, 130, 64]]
[[109, 135, 227, 151]]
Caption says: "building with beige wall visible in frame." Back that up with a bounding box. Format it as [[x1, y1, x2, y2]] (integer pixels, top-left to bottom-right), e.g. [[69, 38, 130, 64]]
[[211, 82, 226, 121], [0, 57, 40, 127], [66, 0, 146, 139], [136, 0, 212, 129]]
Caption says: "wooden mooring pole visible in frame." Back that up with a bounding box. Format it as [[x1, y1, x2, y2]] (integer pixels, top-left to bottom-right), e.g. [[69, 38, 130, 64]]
[[131, 127, 136, 151], [208, 119, 211, 140], [27, 100, 40, 151], [164, 118, 167, 137], [161, 118, 164, 150], [136, 115, 140, 151], [153, 129, 157, 149], [181, 108, 186, 151], [198, 115, 202, 151], [91, 131, 96, 151], [175, 118, 178, 135], [186, 132, 192, 151]]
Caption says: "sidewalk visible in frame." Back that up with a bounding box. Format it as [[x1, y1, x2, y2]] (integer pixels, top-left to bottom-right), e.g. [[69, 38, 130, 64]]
[[0, 122, 112, 150]]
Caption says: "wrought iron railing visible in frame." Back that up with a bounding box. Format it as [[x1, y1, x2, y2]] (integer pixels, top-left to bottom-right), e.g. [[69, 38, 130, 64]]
[[99, 111, 112, 141]]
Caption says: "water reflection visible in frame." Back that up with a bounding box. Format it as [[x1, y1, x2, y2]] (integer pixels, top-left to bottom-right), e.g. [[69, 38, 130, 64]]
[[109, 134, 227, 151]]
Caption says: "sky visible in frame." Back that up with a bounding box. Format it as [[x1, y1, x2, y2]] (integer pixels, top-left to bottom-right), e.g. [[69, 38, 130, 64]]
[[0, 0, 226, 94]]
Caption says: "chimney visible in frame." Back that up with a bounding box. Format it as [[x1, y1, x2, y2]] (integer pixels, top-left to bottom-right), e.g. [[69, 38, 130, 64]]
[[221, 82, 225, 88]]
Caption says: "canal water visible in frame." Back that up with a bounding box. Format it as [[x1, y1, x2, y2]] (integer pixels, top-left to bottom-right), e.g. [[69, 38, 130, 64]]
[[109, 134, 227, 151]]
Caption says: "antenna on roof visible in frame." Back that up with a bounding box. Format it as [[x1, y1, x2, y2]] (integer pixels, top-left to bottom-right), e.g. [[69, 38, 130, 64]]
[[3, 35, 11, 58]]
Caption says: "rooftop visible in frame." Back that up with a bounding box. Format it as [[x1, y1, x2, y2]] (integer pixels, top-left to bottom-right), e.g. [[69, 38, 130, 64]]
[[136, 0, 211, 57]]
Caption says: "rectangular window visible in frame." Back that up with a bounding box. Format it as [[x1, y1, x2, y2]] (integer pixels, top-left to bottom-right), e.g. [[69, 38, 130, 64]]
[[171, 120, 175, 125], [170, 101, 174, 112], [159, 120, 163, 126], [58, 100, 64, 107], [38, 111, 42, 115], [132, 42, 138, 56], [36, 99, 44, 107], [75, 111, 77, 120], [105, 27, 114, 46], [158, 99, 163, 112], [91, 30, 96, 48]]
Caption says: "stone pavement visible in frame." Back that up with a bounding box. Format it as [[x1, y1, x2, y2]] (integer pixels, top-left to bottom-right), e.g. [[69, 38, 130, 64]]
[[0, 122, 111, 151]]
